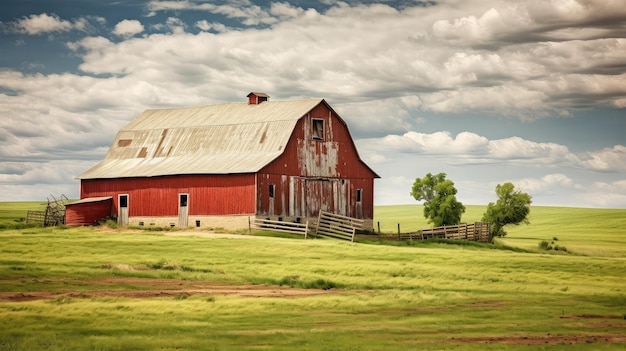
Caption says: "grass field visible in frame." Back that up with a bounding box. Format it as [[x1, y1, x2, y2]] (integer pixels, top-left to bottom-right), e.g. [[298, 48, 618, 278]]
[[0, 203, 625, 350]]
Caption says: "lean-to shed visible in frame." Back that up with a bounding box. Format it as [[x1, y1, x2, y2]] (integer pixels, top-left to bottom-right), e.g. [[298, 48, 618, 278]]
[[70, 93, 379, 229]]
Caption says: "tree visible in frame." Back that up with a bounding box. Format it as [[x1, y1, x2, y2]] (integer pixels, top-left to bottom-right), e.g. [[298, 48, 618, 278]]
[[410, 172, 465, 227], [482, 182, 532, 239]]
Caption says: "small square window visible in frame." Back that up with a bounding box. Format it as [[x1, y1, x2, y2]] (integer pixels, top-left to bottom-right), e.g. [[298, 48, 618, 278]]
[[312, 119, 324, 140], [356, 189, 363, 203], [179, 194, 188, 207]]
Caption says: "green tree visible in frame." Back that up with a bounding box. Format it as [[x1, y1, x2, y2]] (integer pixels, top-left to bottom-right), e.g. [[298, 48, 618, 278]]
[[410, 172, 465, 226], [482, 182, 532, 239]]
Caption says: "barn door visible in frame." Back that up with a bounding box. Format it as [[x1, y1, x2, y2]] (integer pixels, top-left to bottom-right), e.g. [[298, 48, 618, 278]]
[[178, 193, 189, 227], [117, 194, 129, 226], [305, 179, 334, 217]]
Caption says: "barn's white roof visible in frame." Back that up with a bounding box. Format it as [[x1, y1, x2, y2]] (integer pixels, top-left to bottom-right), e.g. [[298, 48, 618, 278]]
[[78, 99, 325, 179]]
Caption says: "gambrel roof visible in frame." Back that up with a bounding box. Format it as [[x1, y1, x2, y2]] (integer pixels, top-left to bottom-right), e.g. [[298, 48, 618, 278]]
[[79, 98, 333, 179]]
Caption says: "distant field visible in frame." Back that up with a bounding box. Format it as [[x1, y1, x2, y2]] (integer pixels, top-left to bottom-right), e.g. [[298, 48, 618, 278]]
[[0, 202, 625, 350], [0, 201, 47, 226], [376, 204, 626, 257]]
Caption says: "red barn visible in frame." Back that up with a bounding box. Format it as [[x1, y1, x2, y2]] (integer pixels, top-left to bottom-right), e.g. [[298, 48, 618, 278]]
[[70, 93, 379, 229]]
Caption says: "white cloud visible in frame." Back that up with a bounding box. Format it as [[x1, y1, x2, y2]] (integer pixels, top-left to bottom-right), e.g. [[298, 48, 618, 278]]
[[13, 13, 72, 35], [7, 13, 106, 35], [516, 174, 579, 193], [113, 19, 144, 37], [365, 131, 581, 167], [195, 20, 230, 33], [146, 0, 279, 26], [581, 145, 626, 172], [55, 1, 626, 121]]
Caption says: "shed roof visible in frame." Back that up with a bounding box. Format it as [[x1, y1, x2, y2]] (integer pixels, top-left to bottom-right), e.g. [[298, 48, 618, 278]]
[[78, 99, 327, 179], [66, 196, 113, 206]]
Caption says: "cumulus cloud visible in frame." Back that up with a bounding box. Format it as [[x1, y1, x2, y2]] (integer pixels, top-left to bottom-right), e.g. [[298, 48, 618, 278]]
[[581, 145, 626, 172], [12, 13, 72, 35], [113, 19, 144, 37], [516, 174, 580, 193], [365, 131, 582, 167], [7, 13, 106, 35], [56, 0, 625, 120], [146, 0, 280, 25], [195, 20, 230, 32]]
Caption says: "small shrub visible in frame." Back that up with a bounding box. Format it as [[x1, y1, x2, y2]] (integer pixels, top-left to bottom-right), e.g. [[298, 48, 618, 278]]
[[278, 275, 300, 287], [301, 278, 340, 290], [539, 240, 553, 250], [553, 237, 559, 241], [173, 293, 189, 300]]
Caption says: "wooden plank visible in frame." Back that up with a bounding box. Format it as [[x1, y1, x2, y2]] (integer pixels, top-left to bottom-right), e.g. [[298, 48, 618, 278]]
[[251, 218, 309, 236]]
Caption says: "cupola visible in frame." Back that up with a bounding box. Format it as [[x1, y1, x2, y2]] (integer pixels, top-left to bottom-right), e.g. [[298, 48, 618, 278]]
[[247, 92, 269, 105]]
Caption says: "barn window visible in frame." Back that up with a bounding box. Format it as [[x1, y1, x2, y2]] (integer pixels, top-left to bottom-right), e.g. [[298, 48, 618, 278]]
[[356, 189, 363, 203], [119, 194, 128, 208], [312, 119, 324, 140], [179, 194, 188, 207], [269, 184, 275, 198]]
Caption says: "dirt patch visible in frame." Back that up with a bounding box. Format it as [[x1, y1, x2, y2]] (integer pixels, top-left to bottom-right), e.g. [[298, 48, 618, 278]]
[[0, 277, 335, 302], [447, 334, 626, 345]]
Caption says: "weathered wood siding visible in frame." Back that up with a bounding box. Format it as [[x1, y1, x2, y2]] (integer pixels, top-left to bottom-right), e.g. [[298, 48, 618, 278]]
[[258, 102, 376, 219], [81, 174, 256, 217]]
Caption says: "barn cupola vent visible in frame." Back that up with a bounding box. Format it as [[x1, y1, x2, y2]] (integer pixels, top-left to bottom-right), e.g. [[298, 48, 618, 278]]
[[247, 92, 269, 105]]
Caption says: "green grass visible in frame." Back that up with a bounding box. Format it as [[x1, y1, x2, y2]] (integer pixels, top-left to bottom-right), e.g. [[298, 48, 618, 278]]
[[0, 203, 625, 350]]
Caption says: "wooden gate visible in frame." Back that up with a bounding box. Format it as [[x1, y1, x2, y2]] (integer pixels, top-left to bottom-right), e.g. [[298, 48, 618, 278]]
[[315, 210, 364, 242]]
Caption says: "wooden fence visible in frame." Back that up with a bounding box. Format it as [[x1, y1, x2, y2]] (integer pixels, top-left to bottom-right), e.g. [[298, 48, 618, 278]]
[[315, 211, 364, 242], [398, 222, 490, 242], [250, 217, 310, 237], [26, 210, 46, 225]]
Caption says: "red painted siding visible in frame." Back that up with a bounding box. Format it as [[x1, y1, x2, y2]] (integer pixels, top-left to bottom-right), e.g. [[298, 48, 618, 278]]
[[81, 174, 256, 217], [65, 198, 113, 226]]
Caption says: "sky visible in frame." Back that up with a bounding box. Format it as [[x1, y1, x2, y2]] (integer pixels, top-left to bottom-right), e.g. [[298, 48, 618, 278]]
[[0, 0, 625, 208]]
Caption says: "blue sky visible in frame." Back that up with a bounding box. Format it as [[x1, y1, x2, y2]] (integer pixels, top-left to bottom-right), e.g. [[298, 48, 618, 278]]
[[1, 0, 625, 208]]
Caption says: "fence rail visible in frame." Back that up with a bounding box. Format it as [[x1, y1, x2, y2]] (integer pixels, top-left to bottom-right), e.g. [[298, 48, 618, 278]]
[[398, 222, 490, 242], [315, 211, 364, 242], [250, 217, 310, 237]]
